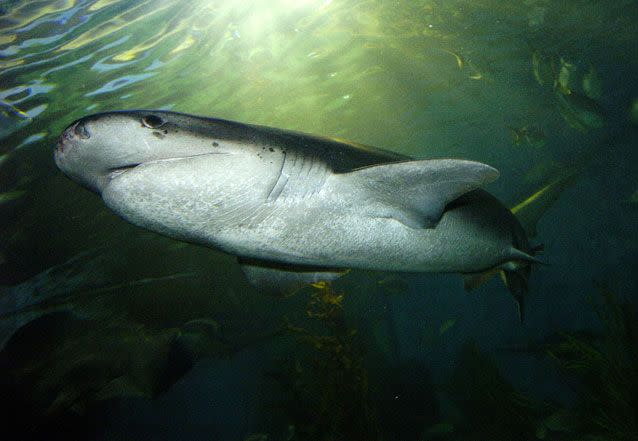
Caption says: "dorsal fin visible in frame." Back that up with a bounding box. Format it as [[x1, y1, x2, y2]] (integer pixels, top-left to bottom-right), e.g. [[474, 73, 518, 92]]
[[335, 159, 499, 228]]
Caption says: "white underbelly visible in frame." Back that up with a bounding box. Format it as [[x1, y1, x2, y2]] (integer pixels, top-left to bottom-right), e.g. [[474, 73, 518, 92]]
[[206, 199, 506, 274]]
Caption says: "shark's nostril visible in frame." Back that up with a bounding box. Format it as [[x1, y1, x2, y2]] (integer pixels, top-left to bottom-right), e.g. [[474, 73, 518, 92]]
[[74, 121, 91, 139]]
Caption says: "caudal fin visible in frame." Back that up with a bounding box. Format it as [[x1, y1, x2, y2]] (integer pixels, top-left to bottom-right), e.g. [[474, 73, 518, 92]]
[[500, 269, 529, 323], [463, 246, 543, 323]]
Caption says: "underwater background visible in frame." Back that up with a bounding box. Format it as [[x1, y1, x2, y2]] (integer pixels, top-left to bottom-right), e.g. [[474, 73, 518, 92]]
[[1, 0, 637, 440]]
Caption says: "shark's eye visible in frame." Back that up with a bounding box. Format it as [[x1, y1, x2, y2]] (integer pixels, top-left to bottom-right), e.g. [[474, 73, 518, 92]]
[[141, 115, 164, 129]]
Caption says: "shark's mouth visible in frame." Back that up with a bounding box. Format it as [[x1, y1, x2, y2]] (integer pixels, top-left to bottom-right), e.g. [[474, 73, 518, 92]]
[[106, 151, 231, 180], [107, 162, 142, 180], [109, 163, 141, 173]]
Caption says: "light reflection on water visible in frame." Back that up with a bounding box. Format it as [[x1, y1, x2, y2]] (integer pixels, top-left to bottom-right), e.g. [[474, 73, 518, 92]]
[[84, 71, 155, 96], [1, 1, 632, 142]]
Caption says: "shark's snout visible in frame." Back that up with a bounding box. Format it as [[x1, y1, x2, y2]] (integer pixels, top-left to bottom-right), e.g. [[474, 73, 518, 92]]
[[72, 120, 91, 140], [56, 120, 90, 160], [62, 120, 90, 144]]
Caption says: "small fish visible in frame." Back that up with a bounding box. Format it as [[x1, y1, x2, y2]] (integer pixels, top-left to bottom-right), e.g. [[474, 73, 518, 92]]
[[441, 48, 464, 69], [466, 60, 484, 80], [556, 91, 605, 130], [507, 125, 546, 148], [582, 64, 603, 100], [531, 50, 553, 86], [441, 49, 485, 81], [556, 57, 577, 95]]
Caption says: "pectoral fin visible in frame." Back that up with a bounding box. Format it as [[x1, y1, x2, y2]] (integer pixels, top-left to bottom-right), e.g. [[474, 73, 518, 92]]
[[337, 159, 499, 228], [239, 258, 347, 297]]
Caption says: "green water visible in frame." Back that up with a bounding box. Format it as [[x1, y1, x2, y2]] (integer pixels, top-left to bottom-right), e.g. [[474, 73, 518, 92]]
[[3, 0, 634, 152], [1, 1, 637, 440]]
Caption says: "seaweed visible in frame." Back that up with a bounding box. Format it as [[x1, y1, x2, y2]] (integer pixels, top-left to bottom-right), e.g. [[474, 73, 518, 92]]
[[542, 284, 638, 441], [435, 284, 638, 441], [439, 341, 551, 441], [265, 283, 382, 441]]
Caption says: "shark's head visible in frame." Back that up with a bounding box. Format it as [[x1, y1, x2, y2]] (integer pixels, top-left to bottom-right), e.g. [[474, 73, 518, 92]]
[[54, 110, 248, 193], [54, 110, 282, 246]]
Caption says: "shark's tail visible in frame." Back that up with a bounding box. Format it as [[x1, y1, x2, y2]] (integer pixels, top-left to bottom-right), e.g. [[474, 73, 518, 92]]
[[502, 245, 547, 323], [469, 160, 582, 323], [508, 244, 547, 323], [463, 245, 545, 323]]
